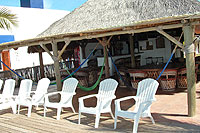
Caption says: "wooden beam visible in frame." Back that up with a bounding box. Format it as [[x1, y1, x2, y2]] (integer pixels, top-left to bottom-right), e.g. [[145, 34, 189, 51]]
[[183, 24, 196, 117], [39, 51, 45, 78], [51, 40, 62, 91], [129, 35, 136, 68], [156, 28, 184, 49], [103, 45, 110, 78], [2, 22, 200, 51], [62, 23, 185, 43], [40, 43, 53, 59], [97, 37, 113, 78], [0, 23, 186, 51], [58, 39, 71, 60]]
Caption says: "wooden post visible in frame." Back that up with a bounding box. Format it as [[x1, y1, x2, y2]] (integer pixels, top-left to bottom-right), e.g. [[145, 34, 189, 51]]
[[52, 40, 62, 91], [129, 35, 136, 68], [183, 24, 196, 117], [39, 51, 45, 78], [97, 37, 113, 78], [103, 45, 110, 78]]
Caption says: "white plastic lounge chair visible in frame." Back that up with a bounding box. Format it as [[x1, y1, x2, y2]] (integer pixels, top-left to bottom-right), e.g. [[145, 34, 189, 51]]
[[0, 79, 16, 103], [78, 78, 118, 128], [0, 79, 16, 114], [44, 77, 78, 120], [15, 79, 33, 115], [16, 78, 50, 117], [114, 78, 159, 133]]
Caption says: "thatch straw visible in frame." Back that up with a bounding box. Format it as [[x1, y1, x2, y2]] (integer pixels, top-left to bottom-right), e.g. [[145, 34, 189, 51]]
[[38, 0, 200, 37]]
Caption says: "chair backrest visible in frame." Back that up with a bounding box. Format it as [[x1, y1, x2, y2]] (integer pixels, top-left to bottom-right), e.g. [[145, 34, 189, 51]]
[[134, 78, 159, 112], [18, 79, 33, 99], [32, 78, 50, 102], [62, 78, 79, 93], [2, 79, 15, 98], [97, 78, 118, 102], [60, 78, 78, 103]]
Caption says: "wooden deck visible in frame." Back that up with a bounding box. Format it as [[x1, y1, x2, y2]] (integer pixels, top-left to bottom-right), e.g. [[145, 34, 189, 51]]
[[0, 83, 200, 132]]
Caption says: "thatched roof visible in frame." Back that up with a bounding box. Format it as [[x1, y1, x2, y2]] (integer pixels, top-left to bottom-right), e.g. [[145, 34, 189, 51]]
[[38, 0, 200, 37], [1, 0, 200, 50]]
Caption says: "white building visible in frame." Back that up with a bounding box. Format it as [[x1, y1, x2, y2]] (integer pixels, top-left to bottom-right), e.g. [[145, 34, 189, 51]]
[[0, 6, 69, 70]]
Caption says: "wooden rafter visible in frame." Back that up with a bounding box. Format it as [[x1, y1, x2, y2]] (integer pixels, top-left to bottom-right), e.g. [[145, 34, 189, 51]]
[[156, 28, 184, 49], [40, 43, 54, 59], [58, 39, 71, 60]]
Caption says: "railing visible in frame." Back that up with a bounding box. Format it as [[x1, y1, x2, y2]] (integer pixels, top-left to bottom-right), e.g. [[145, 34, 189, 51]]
[[0, 60, 79, 87]]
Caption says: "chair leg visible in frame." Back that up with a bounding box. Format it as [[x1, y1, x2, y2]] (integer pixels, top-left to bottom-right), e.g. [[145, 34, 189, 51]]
[[28, 105, 32, 117], [17, 105, 20, 114], [149, 115, 155, 124], [95, 113, 100, 128], [78, 111, 81, 124], [71, 106, 76, 113], [110, 111, 114, 119], [114, 115, 117, 129], [133, 117, 140, 133], [11, 103, 17, 114], [57, 107, 62, 120], [44, 106, 46, 117]]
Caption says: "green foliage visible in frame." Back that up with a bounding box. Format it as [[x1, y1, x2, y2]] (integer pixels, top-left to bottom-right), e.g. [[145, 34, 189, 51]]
[[0, 7, 18, 30]]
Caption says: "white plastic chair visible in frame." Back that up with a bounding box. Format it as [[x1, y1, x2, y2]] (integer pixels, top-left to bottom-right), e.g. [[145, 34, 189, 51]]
[[114, 78, 159, 133], [78, 78, 118, 128], [0, 79, 16, 103], [0, 79, 16, 114], [15, 79, 33, 115], [44, 77, 78, 120], [16, 78, 50, 117]]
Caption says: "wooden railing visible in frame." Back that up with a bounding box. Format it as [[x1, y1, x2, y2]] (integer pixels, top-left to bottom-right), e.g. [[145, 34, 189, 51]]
[[0, 64, 55, 87], [0, 60, 79, 87]]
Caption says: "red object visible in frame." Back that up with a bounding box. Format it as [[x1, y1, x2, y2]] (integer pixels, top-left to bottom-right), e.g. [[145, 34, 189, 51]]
[[74, 46, 80, 66], [195, 25, 200, 34], [1, 50, 11, 71]]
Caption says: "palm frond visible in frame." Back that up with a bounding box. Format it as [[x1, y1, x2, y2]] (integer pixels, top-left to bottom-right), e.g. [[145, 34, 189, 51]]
[[0, 7, 18, 30]]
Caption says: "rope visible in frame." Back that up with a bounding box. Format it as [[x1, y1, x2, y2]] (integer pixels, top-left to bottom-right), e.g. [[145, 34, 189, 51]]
[[156, 50, 175, 80], [58, 50, 105, 91], [107, 50, 136, 90], [50, 43, 99, 85], [156, 32, 183, 80], [0, 59, 40, 85], [0, 59, 25, 80], [66, 61, 105, 91]]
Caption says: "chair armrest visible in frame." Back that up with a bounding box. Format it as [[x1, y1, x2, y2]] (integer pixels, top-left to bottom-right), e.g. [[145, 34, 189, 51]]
[[114, 96, 138, 111], [78, 94, 98, 102], [78, 94, 98, 108], [45, 91, 62, 97], [44, 91, 61, 103], [115, 96, 138, 104], [60, 92, 76, 96]]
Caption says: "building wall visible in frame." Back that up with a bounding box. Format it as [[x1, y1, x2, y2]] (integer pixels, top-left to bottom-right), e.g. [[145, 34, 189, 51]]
[[20, 0, 44, 9], [0, 6, 69, 70], [138, 38, 171, 66]]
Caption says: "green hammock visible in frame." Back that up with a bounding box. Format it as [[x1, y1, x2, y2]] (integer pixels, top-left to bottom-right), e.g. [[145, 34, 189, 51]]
[[51, 55, 105, 91], [66, 61, 104, 91]]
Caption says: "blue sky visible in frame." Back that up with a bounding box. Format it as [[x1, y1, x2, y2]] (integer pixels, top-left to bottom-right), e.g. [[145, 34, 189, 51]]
[[0, 0, 87, 11]]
